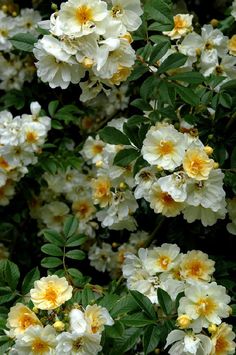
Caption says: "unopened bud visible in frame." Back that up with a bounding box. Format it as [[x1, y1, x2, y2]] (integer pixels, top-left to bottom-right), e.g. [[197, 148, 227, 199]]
[[32, 307, 38, 314], [12, 11, 17, 17], [177, 314, 192, 329], [51, 3, 58, 11], [53, 320, 65, 332], [213, 162, 219, 169], [82, 57, 94, 69], [204, 146, 213, 155], [1, 5, 8, 12], [156, 165, 163, 171], [119, 182, 126, 190], [208, 323, 217, 334], [210, 19, 219, 28], [95, 160, 103, 168]]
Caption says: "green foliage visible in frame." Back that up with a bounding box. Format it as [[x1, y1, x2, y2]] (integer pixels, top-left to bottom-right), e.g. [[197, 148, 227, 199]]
[[10, 33, 37, 52]]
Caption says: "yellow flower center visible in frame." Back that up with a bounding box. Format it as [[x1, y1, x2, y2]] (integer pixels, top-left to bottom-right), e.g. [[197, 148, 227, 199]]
[[158, 140, 174, 156], [76, 5, 93, 25], [31, 338, 49, 353], [185, 260, 204, 278], [19, 314, 37, 330], [44, 286, 58, 304], [92, 144, 103, 155], [215, 335, 229, 354], [0, 156, 10, 170], [26, 131, 38, 143], [205, 41, 214, 50], [112, 5, 123, 17], [160, 192, 174, 205], [174, 15, 187, 30], [196, 297, 216, 316], [73, 337, 83, 351], [110, 66, 132, 85], [158, 255, 171, 270]]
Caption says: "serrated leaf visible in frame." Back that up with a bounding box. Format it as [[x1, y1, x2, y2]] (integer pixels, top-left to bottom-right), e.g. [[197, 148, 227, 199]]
[[145, 0, 174, 31], [48, 100, 59, 117], [41, 244, 63, 257], [65, 250, 85, 260], [122, 312, 156, 327], [66, 235, 87, 247], [81, 286, 95, 307], [63, 216, 79, 238], [130, 290, 157, 320], [21, 267, 40, 295], [105, 321, 124, 338], [143, 325, 161, 354], [10, 33, 37, 52], [149, 40, 170, 65], [169, 71, 204, 84], [157, 288, 173, 315], [158, 53, 187, 74], [176, 85, 200, 106], [0, 287, 16, 304], [43, 230, 65, 247], [0, 260, 20, 291], [140, 76, 158, 101], [128, 65, 149, 81], [67, 268, 83, 279], [112, 328, 143, 355], [110, 294, 139, 317], [113, 148, 139, 167], [41, 257, 63, 268], [99, 126, 130, 145]]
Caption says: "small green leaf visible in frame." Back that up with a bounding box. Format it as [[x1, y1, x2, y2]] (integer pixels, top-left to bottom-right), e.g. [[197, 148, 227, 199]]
[[122, 312, 156, 327], [176, 85, 200, 106], [10, 33, 37, 52], [113, 149, 140, 167], [66, 234, 87, 247], [67, 268, 83, 279], [143, 325, 161, 354], [106, 321, 124, 338], [21, 267, 40, 295], [81, 286, 95, 307], [65, 250, 86, 260], [128, 65, 149, 81], [41, 244, 63, 257], [219, 92, 232, 108], [131, 99, 153, 111], [99, 126, 130, 145], [149, 40, 170, 65], [43, 230, 65, 247], [63, 216, 79, 238], [145, 0, 174, 31], [48, 100, 59, 117], [140, 76, 158, 102], [112, 328, 143, 355], [133, 156, 149, 177], [130, 290, 157, 320], [157, 288, 173, 315], [158, 53, 187, 75], [168, 71, 204, 84], [0, 260, 20, 291], [41, 257, 63, 268]]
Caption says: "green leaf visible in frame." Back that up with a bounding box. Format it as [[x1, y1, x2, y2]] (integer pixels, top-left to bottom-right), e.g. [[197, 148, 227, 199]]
[[140, 76, 158, 102], [128, 65, 149, 81], [219, 92, 232, 108], [158, 53, 187, 75], [41, 244, 63, 257], [99, 126, 130, 145], [143, 325, 161, 354], [21, 267, 40, 295], [81, 286, 95, 307], [43, 230, 65, 247], [0, 260, 20, 291], [158, 80, 175, 106], [110, 294, 139, 317], [113, 328, 143, 355], [231, 146, 236, 168], [168, 71, 204, 84], [66, 234, 87, 247], [123, 124, 142, 149], [41, 257, 63, 268], [126, 115, 145, 126], [145, 0, 174, 31], [10, 33, 37, 52], [48, 100, 59, 117], [0, 287, 16, 304], [130, 290, 157, 320], [63, 216, 79, 238], [220, 79, 236, 90], [67, 268, 83, 279], [51, 120, 63, 130], [133, 156, 149, 177], [0, 90, 25, 109], [113, 148, 139, 167], [149, 40, 170, 65], [40, 159, 58, 174], [176, 85, 200, 106], [157, 288, 173, 315], [65, 250, 86, 260], [122, 312, 156, 327], [105, 321, 124, 338], [131, 99, 153, 111]]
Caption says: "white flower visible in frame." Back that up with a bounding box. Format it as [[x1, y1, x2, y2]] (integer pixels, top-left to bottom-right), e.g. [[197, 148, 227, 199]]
[[183, 203, 226, 227], [163, 14, 193, 40], [148, 182, 185, 217], [88, 242, 116, 272], [84, 304, 114, 334], [17, 8, 42, 34], [211, 323, 236, 355], [180, 250, 215, 283], [33, 36, 85, 89], [111, 0, 143, 32], [145, 243, 180, 275], [70, 309, 87, 334], [165, 330, 212, 355], [134, 166, 157, 200], [0, 11, 18, 51], [82, 136, 105, 163], [56, 330, 101, 355], [178, 282, 231, 332], [11, 325, 57, 354], [158, 172, 189, 202], [142, 124, 186, 170], [40, 201, 70, 232], [56, 0, 108, 38]]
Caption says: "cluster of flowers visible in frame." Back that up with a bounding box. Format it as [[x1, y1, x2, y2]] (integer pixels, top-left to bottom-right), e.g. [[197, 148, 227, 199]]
[[122, 243, 236, 355], [5, 275, 114, 354], [33, 0, 143, 101], [29, 117, 236, 237], [0, 102, 51, 206], [155, 12, 236, 86], [0, 7, 41, 90]]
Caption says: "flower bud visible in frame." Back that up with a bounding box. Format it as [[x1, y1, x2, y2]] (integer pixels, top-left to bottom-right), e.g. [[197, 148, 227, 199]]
[[53, 320, 65, 332], [204, 146, 213, 155], [177, 314, 192, 329]]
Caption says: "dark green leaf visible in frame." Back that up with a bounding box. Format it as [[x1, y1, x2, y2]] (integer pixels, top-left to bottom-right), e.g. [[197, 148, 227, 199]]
[[131, 99, 153, 111], [128, 65, 149, 81], [168, 71, 204, 84], [133, 156, 149, 177], [143, 325, 161, 354], [231, 147, 236, 168], [99, 126, 130, 145], [105, 321, 124, 338], [63, 216, 79, 238], [130, 290, 157, 319], [21, 267, 40, 295], [43, 230, 65, 247], [41, 257, 63, 268], [41, 244, 63, 257], [113, 149, 139, 167], [219, 92, 232, 108], [158, 53, 187, 75], [149, 40, 170, 65], [140, 76, 158, 101], [0, 260, 20, 290], [176, 85, 200, 106], [81, 286, 95, 307], [48, 100, 59, 117], [65, 250, 86, 260], [113, 328, 143, 355], [67, 268, 83, 279], [122, 312, 156, 327], [66, 234, 87, 247], [110, 294, 139, 317], [10, 33, 37, 52], [157, 288, 173, 315], [145, 0, 174, 31]]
